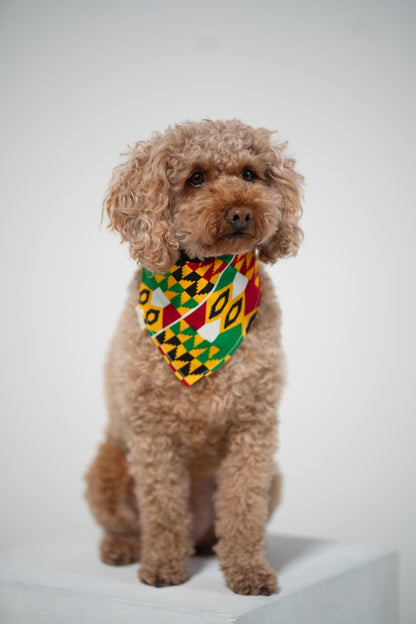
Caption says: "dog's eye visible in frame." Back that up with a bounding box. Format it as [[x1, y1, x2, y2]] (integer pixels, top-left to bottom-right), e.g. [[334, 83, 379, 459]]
[[187, 172, 205, 187], [242, 168, 256, 182]]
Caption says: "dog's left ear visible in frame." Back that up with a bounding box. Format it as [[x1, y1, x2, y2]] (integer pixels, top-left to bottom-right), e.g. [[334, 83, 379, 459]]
[[103, 137, 180, 274], [258, 144, 304, 264]]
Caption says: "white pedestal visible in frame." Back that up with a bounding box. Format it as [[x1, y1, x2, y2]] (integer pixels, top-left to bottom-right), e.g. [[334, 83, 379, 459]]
[[0, 529, 398, 624]]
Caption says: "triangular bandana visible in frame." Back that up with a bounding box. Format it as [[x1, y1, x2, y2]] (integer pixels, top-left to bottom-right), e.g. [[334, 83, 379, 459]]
[[137, 253, 262, 386]]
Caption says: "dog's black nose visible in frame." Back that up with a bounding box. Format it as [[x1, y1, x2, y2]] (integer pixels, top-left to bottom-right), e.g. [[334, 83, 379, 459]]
[[225, 206, 253, 230]]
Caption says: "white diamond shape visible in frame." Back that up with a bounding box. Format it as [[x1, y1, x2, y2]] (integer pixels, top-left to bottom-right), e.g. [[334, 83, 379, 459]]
[[198, 318, 221, 343], [231, 271, 248, 300], [151, 287, 170, 308]]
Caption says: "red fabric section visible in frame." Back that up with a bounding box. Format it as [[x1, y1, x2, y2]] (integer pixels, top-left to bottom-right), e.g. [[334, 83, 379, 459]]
[[201, 261, 215, 283], [244, 279, 262, 315], [163, 304, 181, 327], [187, 258, 213, 271], [212, 259, 227, 276], [186, 302, 207, 330], [232, 253, 256, 276]]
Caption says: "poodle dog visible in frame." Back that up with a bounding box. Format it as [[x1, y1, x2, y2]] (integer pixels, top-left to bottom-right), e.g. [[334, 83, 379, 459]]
[[85, 119, 303, 595]]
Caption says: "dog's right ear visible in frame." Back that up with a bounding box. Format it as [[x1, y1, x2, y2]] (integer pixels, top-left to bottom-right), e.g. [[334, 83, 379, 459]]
[[103, 138, 180, 274]]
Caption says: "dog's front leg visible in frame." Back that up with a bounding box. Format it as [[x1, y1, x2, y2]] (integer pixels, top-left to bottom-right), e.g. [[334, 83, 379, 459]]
[[128, 434, 193, 587], [215, 423, 278, 595]]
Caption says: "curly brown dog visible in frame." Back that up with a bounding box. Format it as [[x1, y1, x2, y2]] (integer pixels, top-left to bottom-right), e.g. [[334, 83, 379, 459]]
[[85, 119, 303, 595]]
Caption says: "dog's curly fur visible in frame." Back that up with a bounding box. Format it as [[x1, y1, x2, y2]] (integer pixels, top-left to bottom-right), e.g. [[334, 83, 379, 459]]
[[85, 119, 303, 595]]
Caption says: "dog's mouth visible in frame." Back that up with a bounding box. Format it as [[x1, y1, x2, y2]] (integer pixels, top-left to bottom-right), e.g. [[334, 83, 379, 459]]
[[178, 224, 256, 264], [223, 231, 248, 240], [196, 229, 256, 259]]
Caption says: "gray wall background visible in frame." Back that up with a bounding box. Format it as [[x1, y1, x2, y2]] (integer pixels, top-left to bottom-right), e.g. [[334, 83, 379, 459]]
[[1, 0, 415, 621]]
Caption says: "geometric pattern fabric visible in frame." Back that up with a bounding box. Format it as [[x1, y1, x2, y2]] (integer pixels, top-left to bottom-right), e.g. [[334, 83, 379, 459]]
[[137, 253, 262, 386]]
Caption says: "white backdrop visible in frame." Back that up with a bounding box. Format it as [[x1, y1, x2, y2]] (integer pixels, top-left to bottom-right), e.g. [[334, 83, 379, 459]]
[[1, 0, 415, 621]]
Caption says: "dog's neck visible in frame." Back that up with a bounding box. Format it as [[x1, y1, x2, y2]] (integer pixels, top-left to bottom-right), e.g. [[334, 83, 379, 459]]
[[179, 249, 254, 265], [179, 249, 206, 264]]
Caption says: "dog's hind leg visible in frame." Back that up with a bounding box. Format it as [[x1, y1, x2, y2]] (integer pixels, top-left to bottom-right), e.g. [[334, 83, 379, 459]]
[[85, 435, 141, 565]]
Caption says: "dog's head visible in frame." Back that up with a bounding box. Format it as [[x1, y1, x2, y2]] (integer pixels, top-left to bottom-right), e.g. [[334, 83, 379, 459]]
[[104, 119, 303, 273]]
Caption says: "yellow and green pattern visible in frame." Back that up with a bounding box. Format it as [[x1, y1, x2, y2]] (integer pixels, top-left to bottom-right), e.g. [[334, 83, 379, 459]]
[[137, 253, 262, 386]]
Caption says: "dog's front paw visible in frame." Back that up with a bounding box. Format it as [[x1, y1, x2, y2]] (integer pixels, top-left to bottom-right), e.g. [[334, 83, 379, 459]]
[[138, 557, 188, 587], [223, 558, 278, 596], [100, 533, 141, 566]]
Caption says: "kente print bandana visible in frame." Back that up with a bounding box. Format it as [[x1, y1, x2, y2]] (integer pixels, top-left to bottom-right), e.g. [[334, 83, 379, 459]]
[[137, 253, 262, 386]]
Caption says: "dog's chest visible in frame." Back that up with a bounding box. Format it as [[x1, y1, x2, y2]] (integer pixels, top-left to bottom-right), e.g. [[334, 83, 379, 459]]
[[111, 265, 282, 449]]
